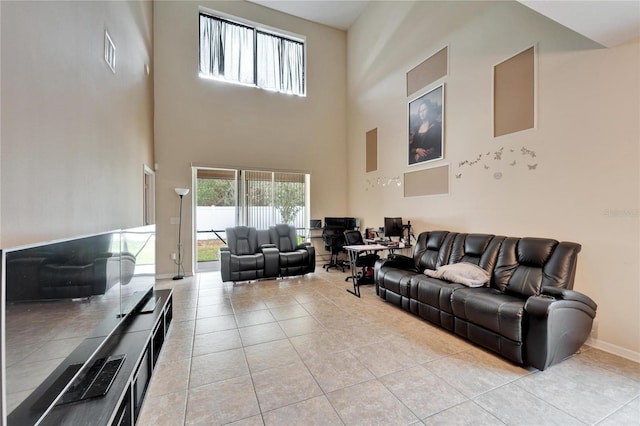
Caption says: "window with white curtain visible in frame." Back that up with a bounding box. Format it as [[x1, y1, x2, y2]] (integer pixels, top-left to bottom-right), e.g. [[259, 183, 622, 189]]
[[199, 12, 306, 96]]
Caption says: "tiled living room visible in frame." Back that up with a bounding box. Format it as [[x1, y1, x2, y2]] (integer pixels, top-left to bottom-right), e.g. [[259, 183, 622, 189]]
[[138, 269, 640, 425], [2, 0, 639, 424]]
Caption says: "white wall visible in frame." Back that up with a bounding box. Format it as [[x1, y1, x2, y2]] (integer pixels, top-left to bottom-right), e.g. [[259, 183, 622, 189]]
[[0, 1, 154, 247], [153, 1, 347, 276], [347, 1, 639, 359]]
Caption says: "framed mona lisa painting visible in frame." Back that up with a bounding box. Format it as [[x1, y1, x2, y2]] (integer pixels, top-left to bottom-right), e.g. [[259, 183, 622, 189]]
[[408, 84, 444, 166]]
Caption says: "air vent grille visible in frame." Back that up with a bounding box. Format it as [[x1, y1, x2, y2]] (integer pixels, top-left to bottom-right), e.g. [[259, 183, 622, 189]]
[[104, 30, 116, 73]]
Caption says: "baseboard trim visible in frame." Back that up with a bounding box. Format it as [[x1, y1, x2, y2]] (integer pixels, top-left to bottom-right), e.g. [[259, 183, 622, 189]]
[[586, 337, 640, 363]]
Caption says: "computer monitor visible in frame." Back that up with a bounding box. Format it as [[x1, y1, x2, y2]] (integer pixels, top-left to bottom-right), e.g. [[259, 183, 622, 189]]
[[324, 217, 358, 230], [384, 217, 404, 238]]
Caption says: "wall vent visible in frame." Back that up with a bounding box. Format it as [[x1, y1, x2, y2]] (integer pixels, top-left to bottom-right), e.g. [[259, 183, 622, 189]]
[[104, 30, 116, 73]]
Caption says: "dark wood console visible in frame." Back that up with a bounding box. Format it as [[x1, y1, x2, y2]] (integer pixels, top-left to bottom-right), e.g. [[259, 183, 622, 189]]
[[9, 289, 173, 426]]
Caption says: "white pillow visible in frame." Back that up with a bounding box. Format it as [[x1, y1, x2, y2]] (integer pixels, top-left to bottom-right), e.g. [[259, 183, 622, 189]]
[[424, 262, 490, 287]]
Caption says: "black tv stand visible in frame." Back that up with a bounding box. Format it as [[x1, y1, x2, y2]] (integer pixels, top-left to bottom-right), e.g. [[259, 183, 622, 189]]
[[56, 354, 125, 405], [11, 289, 173, 426]]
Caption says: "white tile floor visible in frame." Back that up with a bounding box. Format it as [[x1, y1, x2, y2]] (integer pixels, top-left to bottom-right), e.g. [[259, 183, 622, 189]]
[[138, 268, 640, 426]]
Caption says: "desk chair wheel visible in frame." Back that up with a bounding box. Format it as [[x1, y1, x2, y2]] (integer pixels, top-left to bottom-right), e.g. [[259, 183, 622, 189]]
[[323, 253, 346, 272]]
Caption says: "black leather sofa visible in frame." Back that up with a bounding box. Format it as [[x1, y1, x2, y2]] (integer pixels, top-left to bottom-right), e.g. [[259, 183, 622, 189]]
[[220, 224, 315, 283], [375, 230, 597, 370]]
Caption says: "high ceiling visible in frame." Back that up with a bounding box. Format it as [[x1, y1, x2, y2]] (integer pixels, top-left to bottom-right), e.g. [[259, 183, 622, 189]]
[[518, 0, 640, 47], [248, 0, 369, 31], [248, 0, 640, 48]]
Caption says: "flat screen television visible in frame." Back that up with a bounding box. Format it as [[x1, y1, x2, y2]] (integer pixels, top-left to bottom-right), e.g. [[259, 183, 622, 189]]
[[384, 217, 404, 239], [1, 225, 156, 425]]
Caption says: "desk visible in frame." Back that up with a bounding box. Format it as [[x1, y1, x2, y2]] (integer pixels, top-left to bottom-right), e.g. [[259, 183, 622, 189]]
[[364, 239, 413, 257], [343, 244, 389, 297]]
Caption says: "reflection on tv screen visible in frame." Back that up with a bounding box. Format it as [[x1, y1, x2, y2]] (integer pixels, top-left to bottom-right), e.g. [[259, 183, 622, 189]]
[[2, 225, 155, 424]]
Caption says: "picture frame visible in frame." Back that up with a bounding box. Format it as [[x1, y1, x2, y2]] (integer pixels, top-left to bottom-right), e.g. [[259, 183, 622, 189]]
[[408, 83, 444, 166]]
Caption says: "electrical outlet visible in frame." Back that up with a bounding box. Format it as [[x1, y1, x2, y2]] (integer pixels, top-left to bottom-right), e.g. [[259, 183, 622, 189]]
[[171, 253, 177, 260]]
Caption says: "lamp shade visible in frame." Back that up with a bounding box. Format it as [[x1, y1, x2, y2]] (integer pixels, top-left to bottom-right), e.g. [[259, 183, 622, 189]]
[[175, 188, 190, 196]]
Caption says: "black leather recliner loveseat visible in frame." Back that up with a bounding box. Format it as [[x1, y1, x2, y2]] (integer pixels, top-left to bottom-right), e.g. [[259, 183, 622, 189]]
[[375, 230, 597, 371], [220, 224, 315, 283]]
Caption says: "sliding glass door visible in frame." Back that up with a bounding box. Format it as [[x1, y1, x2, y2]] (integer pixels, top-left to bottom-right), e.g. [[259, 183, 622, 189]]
[[194, 167, 310, 272], [195, 168, 238, 271]]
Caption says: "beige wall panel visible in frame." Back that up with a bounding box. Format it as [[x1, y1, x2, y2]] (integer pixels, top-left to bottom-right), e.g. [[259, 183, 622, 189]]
[[494, 46, 535, 137], [366, 128, 378, 172], [404, 165, 449, 197], [406, 46, 448, 97]]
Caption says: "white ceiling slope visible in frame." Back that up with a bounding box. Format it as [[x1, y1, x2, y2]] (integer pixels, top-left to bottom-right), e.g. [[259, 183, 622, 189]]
[[248, 0, 639, 48], [518, 0, 640, 48], [248, 0, 369, 31]]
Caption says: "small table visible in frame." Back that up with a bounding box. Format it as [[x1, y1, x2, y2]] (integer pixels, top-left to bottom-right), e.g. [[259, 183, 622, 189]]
[[343, 244, 390, 297]]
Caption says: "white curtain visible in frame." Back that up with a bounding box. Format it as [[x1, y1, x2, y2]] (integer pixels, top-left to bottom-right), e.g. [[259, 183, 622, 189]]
[[256, 33, 281, 91], [199, 15, 254, 85], [199, 14, 305, 95], [281, 39, 304, 94], [257, 32, 304, 95]]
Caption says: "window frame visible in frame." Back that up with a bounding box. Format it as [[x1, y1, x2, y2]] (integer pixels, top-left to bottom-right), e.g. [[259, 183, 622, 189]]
[[198, 8, 307, 96]]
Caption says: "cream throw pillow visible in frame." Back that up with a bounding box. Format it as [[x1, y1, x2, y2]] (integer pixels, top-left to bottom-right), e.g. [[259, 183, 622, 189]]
[[424, 262, 490, 287]]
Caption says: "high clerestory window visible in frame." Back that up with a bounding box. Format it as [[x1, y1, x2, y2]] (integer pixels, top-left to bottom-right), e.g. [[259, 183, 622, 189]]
[[199, 12, 306, 96]]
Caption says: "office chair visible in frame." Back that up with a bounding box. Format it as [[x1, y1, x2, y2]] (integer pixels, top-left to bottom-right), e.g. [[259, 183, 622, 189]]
[[322, 226, 347, 272], [343, 230, 380, 283]]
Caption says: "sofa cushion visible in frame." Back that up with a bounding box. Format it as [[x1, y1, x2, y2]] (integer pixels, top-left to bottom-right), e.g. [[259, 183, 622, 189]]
[[414, 231, 456, 271], [279, 250, 308, 267], [410, 275, 466, 315], [518, 238, 557, 266], [493, 237, 570, 297], [269, 224, 298, 252], [378, 268, 414, 297], [229, 253, 264, 272], [449, 234, 505, 276], [424, 262, 490, 287], [227, 226, 258, 255], [450, 287, 525, 342]]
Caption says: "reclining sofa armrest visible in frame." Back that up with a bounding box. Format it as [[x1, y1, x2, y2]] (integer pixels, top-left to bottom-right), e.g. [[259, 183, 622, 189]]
[[541, 286, 597, 310], [376, 255, 417, 272], [299, 244, 316, 273], [261, 246, 280, 278], [374, 256, 418, 284], [220, 247, 231, 282], [303, 243, 316, 272], [524, 293, 597, 371]]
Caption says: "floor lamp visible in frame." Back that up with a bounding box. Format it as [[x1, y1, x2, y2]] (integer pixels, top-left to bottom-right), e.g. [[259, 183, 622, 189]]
[[173, 188, 190, 280]]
